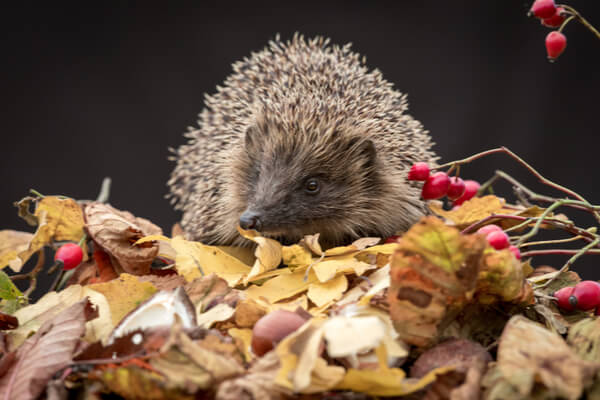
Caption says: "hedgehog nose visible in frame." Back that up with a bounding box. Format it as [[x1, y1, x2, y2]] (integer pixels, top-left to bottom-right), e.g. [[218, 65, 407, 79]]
[[239, 210, 262, 231]]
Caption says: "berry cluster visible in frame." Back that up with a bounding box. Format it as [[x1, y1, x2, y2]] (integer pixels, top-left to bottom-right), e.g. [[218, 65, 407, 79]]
[[554, 280, 600, 314], [407, 162, 480, 205], [530, 0, 600, 62], [476, 224, 521, 259], [530, 0, 568, 61]]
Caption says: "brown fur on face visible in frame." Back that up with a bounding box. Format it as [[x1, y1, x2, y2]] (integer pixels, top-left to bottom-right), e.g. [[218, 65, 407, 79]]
[[168, 34, 437, 247]]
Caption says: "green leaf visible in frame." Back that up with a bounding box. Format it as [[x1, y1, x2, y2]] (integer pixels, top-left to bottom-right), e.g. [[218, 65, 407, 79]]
[[0, 269, 22, 300]]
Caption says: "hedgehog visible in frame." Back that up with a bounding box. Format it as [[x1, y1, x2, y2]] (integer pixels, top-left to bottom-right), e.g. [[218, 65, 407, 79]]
[[167, 34, 437, 248]]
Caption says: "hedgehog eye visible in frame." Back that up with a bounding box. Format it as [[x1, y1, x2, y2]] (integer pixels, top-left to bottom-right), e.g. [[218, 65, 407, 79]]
[[304, 178, 320, 195]]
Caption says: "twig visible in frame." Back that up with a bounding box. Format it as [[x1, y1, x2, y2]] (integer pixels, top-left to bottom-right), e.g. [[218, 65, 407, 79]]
[[10, 250, 45, 298], [521, 248, 600, 257], [96, 177, 112, 203], [538, 238, 600, 289]]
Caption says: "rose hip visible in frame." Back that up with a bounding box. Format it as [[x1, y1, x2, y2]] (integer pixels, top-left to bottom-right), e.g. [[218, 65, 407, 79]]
[[554, 286, 575, 311], [476, 224, 502, 236], [569, 281, 600, 311], [531, 0, 557, 19], [407, 162, 430, 181], [508, 245, 521, 260], [541, 7, 566, 28], [545, 31, 567, 60], [446, 177, 466, 201], [54, 243, 84, 271], [453, 180, 480, 205], [421, 172, 450, 200], [486, 230, 510, 250]]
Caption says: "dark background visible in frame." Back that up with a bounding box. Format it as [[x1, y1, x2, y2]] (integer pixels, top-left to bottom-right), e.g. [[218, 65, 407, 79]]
[[2, 1, 600, 286]]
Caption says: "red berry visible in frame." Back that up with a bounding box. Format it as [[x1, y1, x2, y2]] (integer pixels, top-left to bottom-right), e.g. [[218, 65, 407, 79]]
[[407, 162, 430, 181], [251, 310, 307, 356], [545, 31, 567, 60], [553, 286, 575, 311], [595, 306, 600, 316], [453, 180, 480, 205], [446, 177, 466, 201], [508, 245, 521, 260], [385, 235, 401, 244], [421, 172, 450, 200], [476, 224, 502, 236], [530, 0, 557, 19], [54, 243, 84, 271], [569, 281, 600, 311], [486, 230, 510, 250], [541, 7, 566, 27]]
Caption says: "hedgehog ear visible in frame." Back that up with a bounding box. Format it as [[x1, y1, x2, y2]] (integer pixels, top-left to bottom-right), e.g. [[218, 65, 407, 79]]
[[348, 138, 376, 169]]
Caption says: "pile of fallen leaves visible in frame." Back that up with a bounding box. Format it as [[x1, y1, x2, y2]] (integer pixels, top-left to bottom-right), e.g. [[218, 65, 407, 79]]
[[1, 183, 599, 399]]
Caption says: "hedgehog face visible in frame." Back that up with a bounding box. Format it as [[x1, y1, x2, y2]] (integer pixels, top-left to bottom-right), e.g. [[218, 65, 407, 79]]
[[234, 122, 381, 243]]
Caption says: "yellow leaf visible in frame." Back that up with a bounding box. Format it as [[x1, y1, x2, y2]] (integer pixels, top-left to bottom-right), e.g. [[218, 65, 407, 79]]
[[3, 211, 52, 272], [477, 249, 534, 305], [307, 274, 348, 307], [170, 236, 251, 286], [282, 244, 313, 269], [217, 246, 255, 266], [335, 364, 452, 396], [35, 196, 85, 242], [323, 237, 381, 257], [228, 327, 254, 362], [134, 235, 172, 244], [429, 195, 505, 228], [88, 273, 157, 326], [275, 318, 345, 393], [245, 268, 319, 303], [0, 230, 33, 271], [97, 366, 191, 400], [9, 285, 112, 349], [238, 228, 282, 284], [312, 256, 372, 283]]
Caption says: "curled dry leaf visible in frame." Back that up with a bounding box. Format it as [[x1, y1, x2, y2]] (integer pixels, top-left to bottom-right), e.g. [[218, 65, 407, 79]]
[[0, 230, 34, 272], [476, 249, 534, 305], [0, 298, 98, 400], [238, 227, 283, 283], [482, 315, 600, 400], [84, 202, 162, 275], [108, 287, 197, 344]]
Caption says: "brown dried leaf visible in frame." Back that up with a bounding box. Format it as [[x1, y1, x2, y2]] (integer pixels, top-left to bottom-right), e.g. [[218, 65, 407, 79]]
[[388, 217, 487, 347], [0, 230, 34, 272], [0, 299, 98, 400], [216, 351, 292, 400], [483, 315, 600, 400], [84, 202, 162, 275], [411, 338, 491, 400], [150, 323, 244, 391]]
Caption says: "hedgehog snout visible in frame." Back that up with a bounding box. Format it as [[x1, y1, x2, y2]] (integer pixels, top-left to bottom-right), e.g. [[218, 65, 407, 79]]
[[239, 209, 263, 231]]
